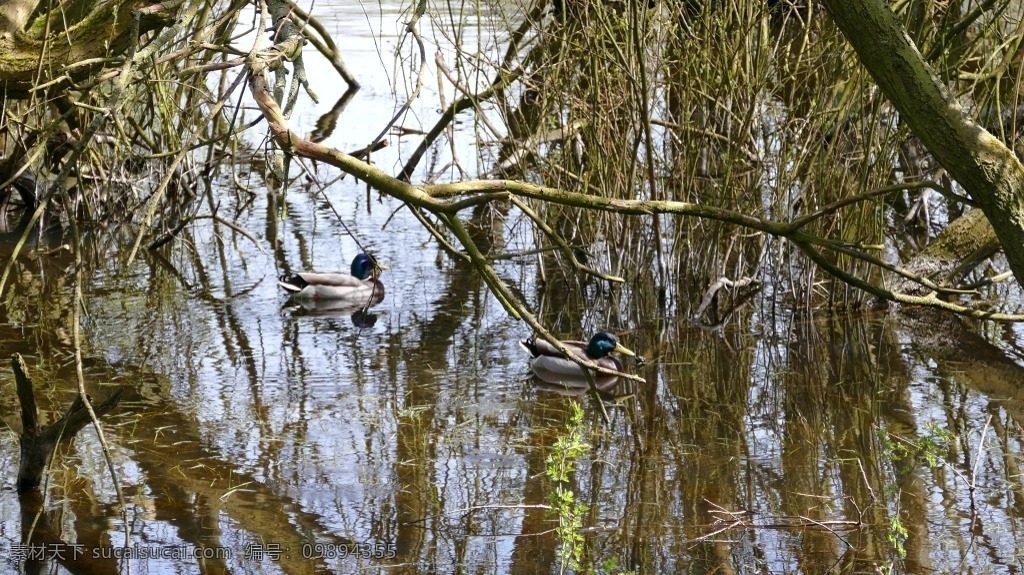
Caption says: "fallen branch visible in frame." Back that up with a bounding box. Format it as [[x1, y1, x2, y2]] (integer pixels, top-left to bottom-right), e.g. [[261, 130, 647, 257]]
[[694, 276, 762, 323]]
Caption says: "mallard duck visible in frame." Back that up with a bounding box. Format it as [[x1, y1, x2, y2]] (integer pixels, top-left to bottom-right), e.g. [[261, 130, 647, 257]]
[[278, 253, 386, 304], [520, 331, 636, 377]]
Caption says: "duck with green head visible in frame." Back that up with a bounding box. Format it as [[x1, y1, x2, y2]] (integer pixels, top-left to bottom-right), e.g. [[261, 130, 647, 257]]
[[520, 331, 636, 377], [278, 253, 386, 304]]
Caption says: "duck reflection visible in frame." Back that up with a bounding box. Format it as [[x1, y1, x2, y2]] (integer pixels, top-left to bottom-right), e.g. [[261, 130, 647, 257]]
[[529, 368, 634, 403], [283, 299, 382, 327]]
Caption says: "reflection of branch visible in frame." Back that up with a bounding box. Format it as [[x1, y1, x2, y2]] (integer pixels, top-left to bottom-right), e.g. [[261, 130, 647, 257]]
[[311, 86, 359, 142], [12, 354, 122, 492], [397, 1, 543, 181], [249, 67, 501, 212], [348, 139, 389, 160], [690, 511, 861, 546], [286, 0, 359, 88], [71, 237, 129, 545], [365, 0, 430, 151], [147, 213, 265, 252]]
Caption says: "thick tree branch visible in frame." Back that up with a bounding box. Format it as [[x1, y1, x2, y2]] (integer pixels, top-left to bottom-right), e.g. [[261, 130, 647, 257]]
[[822, 0, 1024, 286], [245, 43, 1024, 322], [0, 0, 178, 96]]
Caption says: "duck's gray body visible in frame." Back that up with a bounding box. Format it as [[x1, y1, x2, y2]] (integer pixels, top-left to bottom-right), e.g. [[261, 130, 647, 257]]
[[519, 334, 628, 376], [278, 272, 385, 303], [278, 253, 386, 305]]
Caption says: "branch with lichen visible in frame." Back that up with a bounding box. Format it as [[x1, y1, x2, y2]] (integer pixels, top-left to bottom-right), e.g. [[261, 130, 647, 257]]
[[245, 35, 1024, 378]]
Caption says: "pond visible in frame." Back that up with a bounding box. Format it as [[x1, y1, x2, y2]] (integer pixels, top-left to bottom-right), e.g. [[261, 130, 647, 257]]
[[3, 2, 1024, 574]]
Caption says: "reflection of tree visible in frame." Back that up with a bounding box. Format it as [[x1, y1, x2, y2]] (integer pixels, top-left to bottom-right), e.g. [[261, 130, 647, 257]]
[[0, 350, 347, 574], [599, 320, 755, 572], [382, 205, 492, 565], [569, 309, 992, 572], [506, 405, 566, 572], [1, 227, 351, 574], [779, 313, 930, 571], [904, 312, 1024, 423], [0, 230, 76, 354], [898, 307, 1024, 561], [5, 1, 1024, 572], [112, 379, 351, 575], [18, 490, 119, 574]]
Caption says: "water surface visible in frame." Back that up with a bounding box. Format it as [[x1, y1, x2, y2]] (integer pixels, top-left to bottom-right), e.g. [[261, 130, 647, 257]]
[[3, 2, 1024, 574]]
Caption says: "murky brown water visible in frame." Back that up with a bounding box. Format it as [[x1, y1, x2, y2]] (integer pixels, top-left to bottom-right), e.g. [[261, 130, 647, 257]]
[[4, 2, 1024, 574]]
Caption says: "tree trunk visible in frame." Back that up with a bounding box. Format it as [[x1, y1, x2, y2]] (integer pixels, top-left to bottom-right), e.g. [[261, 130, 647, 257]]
[[0, 0, 176, 97], [822, 0, 1024, 286]]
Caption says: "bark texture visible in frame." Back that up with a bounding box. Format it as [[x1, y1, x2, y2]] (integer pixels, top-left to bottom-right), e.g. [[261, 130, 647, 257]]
[[0, 0, 174, 97], [823, 0, 1024, 286]]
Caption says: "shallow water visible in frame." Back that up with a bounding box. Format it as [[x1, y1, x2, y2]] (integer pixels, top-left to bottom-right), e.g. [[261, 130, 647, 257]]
[[4, 2, 1024, 574]]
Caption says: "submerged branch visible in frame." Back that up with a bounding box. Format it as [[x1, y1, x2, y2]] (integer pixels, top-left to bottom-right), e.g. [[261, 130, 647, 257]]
[[795, 237, 1024, 320], [285, 0, 359, 88], [786, 180, 973, 231], [11, 354, 122, 492]]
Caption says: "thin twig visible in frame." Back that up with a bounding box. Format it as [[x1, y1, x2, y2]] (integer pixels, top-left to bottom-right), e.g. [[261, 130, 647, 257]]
[[970, 415, 993, 491]]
